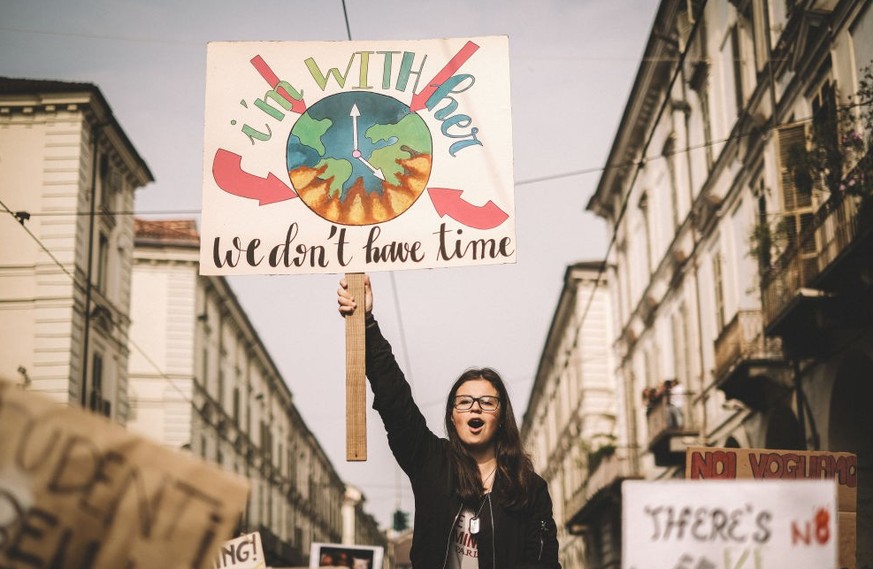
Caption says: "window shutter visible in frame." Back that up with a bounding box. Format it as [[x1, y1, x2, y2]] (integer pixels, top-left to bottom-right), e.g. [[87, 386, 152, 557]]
[[776, 122, 811, 211]]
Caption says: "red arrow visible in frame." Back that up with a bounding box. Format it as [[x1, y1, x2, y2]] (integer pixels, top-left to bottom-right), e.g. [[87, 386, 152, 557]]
[[212, 149, 297, 206], [427, 187, 509, 230], [250, 55, 307, 114], [409, 41, 480, 112]]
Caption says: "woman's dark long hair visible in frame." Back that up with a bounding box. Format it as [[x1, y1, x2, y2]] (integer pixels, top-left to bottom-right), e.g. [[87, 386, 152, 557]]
[[444, 367, 537, 510]]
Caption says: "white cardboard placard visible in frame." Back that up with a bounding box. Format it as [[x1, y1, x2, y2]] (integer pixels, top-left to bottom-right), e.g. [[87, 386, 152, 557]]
[[200, 37, 513, 275], [622, 479, 837, 569], [213, 532, 264, 569]]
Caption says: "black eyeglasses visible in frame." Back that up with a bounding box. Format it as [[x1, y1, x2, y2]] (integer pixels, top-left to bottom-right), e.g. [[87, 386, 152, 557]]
[[453, 395, 501, 412]]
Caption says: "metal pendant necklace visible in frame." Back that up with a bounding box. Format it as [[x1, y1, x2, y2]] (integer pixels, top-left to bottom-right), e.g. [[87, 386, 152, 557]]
[[469, 466, 497, 535]]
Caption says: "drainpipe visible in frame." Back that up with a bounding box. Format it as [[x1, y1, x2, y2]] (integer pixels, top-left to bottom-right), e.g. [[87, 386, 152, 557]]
[[679, 54, 709, 445], [691, 246, 709, 444], [81, 122, 104, 409], [625, 368, 641, 475]]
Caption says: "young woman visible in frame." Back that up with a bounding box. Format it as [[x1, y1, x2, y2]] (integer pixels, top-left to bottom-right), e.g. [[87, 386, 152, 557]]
[[338, 276, 561, 569]]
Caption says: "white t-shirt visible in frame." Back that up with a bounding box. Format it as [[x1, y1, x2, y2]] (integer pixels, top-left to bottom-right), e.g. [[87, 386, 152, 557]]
[[447, 506, 479, 569]]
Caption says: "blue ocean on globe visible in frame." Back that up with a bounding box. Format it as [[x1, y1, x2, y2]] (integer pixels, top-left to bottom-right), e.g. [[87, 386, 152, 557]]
[[286, 91, 415, 200]]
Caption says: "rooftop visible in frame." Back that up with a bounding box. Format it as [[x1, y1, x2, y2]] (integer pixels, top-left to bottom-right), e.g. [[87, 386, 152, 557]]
[[134, 218, 199, 245]]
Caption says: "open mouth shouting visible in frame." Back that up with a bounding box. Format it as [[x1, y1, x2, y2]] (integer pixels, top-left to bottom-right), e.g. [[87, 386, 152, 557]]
[[468, 417, 486, 432], [455, 412, 498, 449]]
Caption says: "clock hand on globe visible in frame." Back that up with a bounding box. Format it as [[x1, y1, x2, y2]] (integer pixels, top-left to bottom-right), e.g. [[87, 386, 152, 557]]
[[356, 155, 386, 181], [349, 104, 386, 180], [350, 104, 361, 156]]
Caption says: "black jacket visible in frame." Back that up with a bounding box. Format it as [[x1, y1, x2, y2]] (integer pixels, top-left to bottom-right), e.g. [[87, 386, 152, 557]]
[[365, 315, 561, 569]]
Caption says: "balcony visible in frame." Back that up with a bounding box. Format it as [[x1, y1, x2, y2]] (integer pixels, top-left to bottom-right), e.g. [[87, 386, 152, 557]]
[[645, 385, 697, 467], [566, 448, 639, 534], [713, 311, 792, 409], [762, 195, 873, 356], [258, 524, 302, 566]]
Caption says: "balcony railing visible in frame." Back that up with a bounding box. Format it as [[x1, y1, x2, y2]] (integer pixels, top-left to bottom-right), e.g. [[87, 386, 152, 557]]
[[762, 194, 865, 327], [713, 310, 791, 406], [714, 310, 784, 378], [566, 448, 638, 529], [646, 386, 697, 466], [258, 524, 300, 565], [586, 449, 634, 501]]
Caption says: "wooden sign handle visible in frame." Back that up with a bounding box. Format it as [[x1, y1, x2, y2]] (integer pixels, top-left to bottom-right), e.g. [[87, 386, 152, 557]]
[[345, 272, 367, 461]]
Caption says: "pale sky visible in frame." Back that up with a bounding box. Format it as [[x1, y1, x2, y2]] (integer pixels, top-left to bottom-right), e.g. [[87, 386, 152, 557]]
[[1, 0, 659, 529]]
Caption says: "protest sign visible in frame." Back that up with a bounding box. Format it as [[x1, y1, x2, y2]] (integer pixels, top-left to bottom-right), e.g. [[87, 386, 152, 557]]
[[622, 479, 837, 569], [199, 36, 514, 276], [309, 542, 383, 569], [686, 446, 857, 568], [200, 36, 514, 461], [213, 532, 264, 569], [685, 446, 857, 510], [0, 382, 249, 569]]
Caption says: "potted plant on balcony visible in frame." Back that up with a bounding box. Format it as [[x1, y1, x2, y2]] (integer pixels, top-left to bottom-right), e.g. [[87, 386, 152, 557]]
[[581, 433, 617, 474], [748, 215, 790, 276], [751, 61, 873, 274], [785, 61, 873, 206], [840, 62, 873, 220]]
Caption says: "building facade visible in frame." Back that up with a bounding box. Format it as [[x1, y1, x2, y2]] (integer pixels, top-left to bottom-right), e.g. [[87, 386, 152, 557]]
[[524, 1, 872, 568], [582, 0, 872, 567], [521, 262, 616, 569], [128, 219, 385, 566], [0, 78, 153, 418], [0, 77, 385, 567]]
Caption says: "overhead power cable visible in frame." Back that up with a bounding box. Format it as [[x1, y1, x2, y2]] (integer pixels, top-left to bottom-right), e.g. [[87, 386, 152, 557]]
[[528, 0, 711, 426], [0, 196, 196, 408]]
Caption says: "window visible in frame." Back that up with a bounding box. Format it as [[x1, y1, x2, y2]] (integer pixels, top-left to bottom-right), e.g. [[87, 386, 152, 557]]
[[777, 122, 817, 268], [96, 233, 109, 293], [90, 352, 103, 411], [638, 193, 653, 276], [260, 420, 272, 461], [89, 352, 110, 417], [720, 26, 738, 122], [201, 347, 209, 389], [699, 83, 715, 169], [851, 3, 873, 68], [233, 386, 241, 425], [664, 137, 681, 229], [811, 79, 840, 193], [733, 0, 766, 72], [756, 191, 771, 271], [218, 370, 225, 407], [777, 123, 813, 209], [712, 250, 726, 332], [685, 14, 714, 169], [751, 0, 770, 72], [643, 347, 658, 389], [671, 305, 691, 387], [98, 155, 111, 211], [730, 25, 746, 115]]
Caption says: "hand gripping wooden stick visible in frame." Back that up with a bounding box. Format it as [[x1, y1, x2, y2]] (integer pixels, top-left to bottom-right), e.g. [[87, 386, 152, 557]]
[[345, 272, 367, 461]]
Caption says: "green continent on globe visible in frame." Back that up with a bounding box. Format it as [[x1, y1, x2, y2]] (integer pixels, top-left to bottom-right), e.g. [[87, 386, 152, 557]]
[[366, 114, 432, 183], [294, 114, 332, 156], [320, 157, 353, 198]]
